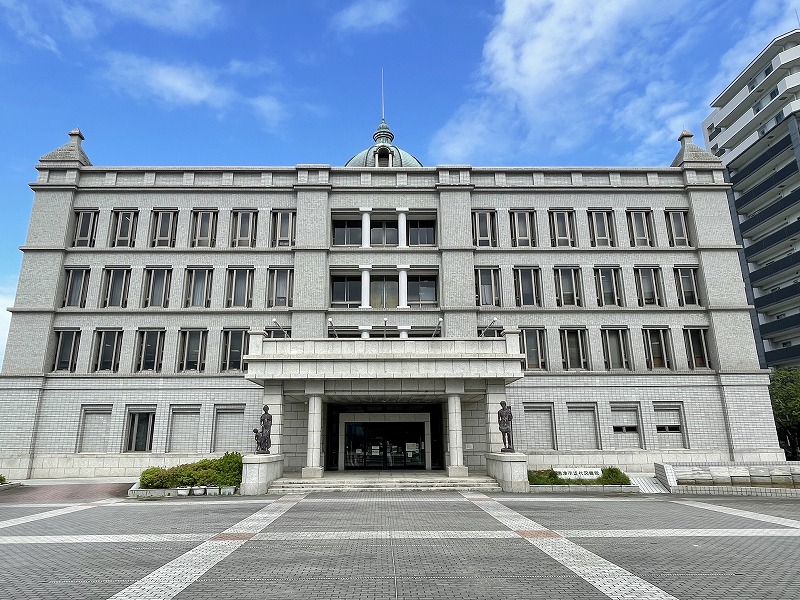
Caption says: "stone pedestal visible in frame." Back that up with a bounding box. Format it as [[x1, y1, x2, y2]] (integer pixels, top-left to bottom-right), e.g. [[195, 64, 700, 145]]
[[240, 453, 284, 495], [301, 466, 324, 478], [447, 465, 469, 477], [486, 452, 529, 493]]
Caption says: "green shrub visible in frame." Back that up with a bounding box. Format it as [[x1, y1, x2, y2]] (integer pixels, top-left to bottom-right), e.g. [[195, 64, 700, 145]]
[[0, 473, 7, 484], [595, 467, 631, 485], [139, 452, 243, 489], [139, 467, 168, 489], [528, 466, 631, 486], [528, 468, 562, 485]]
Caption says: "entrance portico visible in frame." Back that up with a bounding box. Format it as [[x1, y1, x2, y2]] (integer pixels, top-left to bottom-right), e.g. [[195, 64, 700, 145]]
[[245, 332, 524, 479]]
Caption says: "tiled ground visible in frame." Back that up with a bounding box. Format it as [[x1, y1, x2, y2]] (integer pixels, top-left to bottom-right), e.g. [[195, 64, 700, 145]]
[[1, 485, 799, 599]]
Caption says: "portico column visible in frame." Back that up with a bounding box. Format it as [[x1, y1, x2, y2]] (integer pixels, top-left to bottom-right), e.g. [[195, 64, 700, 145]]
[[302, 394, 324, 478], [360, 208, 371, 248], [360, 265, 371, 308], [447, 394, 468, 477], [397, 265, 409, 308], [397, 208, 408, 248]]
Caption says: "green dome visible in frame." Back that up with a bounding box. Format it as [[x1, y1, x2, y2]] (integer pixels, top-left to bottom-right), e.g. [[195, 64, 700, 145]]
[[344, 119, 423, 167]]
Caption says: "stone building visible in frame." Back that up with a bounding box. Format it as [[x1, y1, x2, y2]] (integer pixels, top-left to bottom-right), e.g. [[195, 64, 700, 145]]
[[0, 123, 784, 481]]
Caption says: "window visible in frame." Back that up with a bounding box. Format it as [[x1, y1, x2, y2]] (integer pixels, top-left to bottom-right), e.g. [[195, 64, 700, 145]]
[[109, 210, 138, 248], [549, 210, 576, 247], [92, 330, 123, 372], [408, 219, 436, 245], [666, 211, 690, 246], [271, 211, 296, 247], [627, 210, 655, 246], [634, 267, 663, 306], [142, 268, 171, 308], [472, 211, 497, 246], [100, 268, 131, 308], [407, 275, 438, 306], [231, 210, 257, 247], [167, 406, 201, 453], [370, 220, 399, 246], [135, 330, 165, 372], [63, 268, 89, 307], [588, 210, 615, 247], [684, 328, 711, 369], [184, 268, 213, 308], [332, 219, 362, 246], [331, 275, 362, 307], [475, 268, 501, 306], [126, 411, 155, 452], [376, 147, 392, 167], [554, 267, 582, 306], [268, 268, 294, 307], [560, 329, 590, 370], [610, 405, 641, 448], [72, 211, 98, 247], [510, 211, 536, 247], [150, 210, 178, 247], [675, 267, 701, 306], [53, 330, 80, 372], [520, 328, 547, 370], [190, 210, 217, 247], [601, 328, 631, 370], [514, 268, 541, 306], [643, 328, 672, 369], [226, 268, 254, 308], [370, 275, 399, 309], [221, 329, 249, 371], [78, 406, 113, 453], [594, 267, 624, 307], [653, 403, 686, 448], [178, 329, 207, 372], [564, 405, 599, 449]]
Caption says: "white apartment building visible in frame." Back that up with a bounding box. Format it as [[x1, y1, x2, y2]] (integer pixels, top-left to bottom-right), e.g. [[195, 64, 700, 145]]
[[0, 123, 784, 481]]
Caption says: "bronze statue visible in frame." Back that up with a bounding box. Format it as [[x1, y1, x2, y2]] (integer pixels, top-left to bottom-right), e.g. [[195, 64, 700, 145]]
[[498, 400, 514, 452], [254, 405, 272, 454]]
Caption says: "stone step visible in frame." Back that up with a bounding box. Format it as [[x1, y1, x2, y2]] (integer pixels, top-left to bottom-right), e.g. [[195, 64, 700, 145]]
[[267, 475, 502, 493]]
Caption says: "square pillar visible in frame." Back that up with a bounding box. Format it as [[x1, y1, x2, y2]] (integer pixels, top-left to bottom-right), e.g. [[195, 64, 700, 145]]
[[302, 394, 323, 478]]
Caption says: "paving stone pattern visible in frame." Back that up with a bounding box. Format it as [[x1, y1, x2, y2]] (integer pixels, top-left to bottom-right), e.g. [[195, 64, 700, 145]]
[[1, 489, 800, 599]]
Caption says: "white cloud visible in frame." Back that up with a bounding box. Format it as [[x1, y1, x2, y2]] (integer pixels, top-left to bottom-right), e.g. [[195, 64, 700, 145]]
[[249, 95, 286, 131], [60, 3, 98, 39], [95, 0, 223, 34], [0, 0, 59, 54], [331, 0, 408, 32]]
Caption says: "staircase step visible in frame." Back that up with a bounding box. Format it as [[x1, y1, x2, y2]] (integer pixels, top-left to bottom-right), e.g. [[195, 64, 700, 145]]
[[266, 474, 502, 494]]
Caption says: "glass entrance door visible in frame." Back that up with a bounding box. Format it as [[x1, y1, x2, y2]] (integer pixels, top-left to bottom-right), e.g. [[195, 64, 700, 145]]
[[344, 421, 425, 469]]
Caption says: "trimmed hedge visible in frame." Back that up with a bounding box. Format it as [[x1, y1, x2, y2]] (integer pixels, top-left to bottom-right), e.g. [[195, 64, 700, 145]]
[[0, 474, 6, 485], [139, 452, 242, 489], [528, 467, 631, 486]]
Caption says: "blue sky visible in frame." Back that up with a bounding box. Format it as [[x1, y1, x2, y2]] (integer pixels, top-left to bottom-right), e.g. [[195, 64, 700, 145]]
[[0, 0, 797, 364]]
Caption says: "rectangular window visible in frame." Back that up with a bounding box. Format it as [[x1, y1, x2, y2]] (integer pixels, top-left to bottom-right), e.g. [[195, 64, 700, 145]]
[[126, 410, 155, 452], [167, 406, 201, 453], [472, 210, 497, 246], [53, 330, 80, 372], [78, 406, 113, 453], [643, 328, 673, 369], [627, 210, 655, 247], [407, 275, 438, 306], [226, 268, 254, 308], [408, 219, 436, 245], [184, 268, 213, 308], [675, 267, 701, 306], [610, 405, 642, 448], [63, 268, 89, 308], [510, 211, 536, 247], [588, 210, 615, 247], [331, 275, 362, 307], [634, 267, 663, 306], [565, 405, 599, 449], [178, 329, 207, 372], [684, 328, 711, 369], [525, 404, 556, 449], [190, 210, 217, 247], [142, 268, 172, 308], [135, 329, 165, 372], [271, 211, 296, 247], [475, 268, 502, 306], [332, 219, 362, 245], [92, 329, 123, 372], [520, 328, 547, 370], [100, 268, 131, 308], [554, 267, 582, 307], [666, 211, 691, 247], [268, 268, 294, 307], [514, 267, 541, 306], [601, 328, 631, 370], [212, 405, 248, 452], [221, 329, 248, 371], [109, 210, 138, 248], [150, 210, 178, 247], [231, 210, 257, 247], [549, 210, 576, 247], [72, 211, 98, 247], [370, 220, 399, 246], [594, 267, 624, 307], [370, 275, 399, 309], [560, 328, 590, 370], [653, 403, 686, 448]]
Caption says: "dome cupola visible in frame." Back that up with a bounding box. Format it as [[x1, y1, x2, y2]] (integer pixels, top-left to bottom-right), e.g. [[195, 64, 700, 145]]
[[344, 119, 422, 167]]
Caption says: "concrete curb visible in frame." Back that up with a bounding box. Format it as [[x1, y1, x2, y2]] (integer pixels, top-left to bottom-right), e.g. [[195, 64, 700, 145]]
[[0, 482, 21, 493], [528, 484, 640, 494]]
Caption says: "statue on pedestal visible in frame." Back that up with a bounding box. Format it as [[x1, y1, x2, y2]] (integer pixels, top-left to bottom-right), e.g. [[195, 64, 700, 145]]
[[253, 405, 272, 454], [498, 400, 514, 452]]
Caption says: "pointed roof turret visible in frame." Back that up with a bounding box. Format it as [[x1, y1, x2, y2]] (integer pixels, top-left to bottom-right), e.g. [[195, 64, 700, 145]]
[[39, 128, 92, 167], [670, 130, 718, 168]]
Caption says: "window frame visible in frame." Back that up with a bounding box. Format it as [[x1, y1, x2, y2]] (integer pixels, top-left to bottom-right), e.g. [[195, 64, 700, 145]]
[[513, 267, 542, 307], [627, 210, 655, 247], [475, 268, 502, 307], [634, 267, 664, 307], [190, 210, 218, 248], [184, 267, 213, 308], [643, 328, 673, 370], [125, 410, 155, 452], [92, 329, 123, 373], [72, 210, 98, 247], [331, 275, 362, 308], [177, 329, 208, 372], [134, 329, 165, 373], [520, 328, 547, 370], [271, 210, 296, 247], [472, 210, 497, 247], [268, 268, 294, 308], [684, 327, 711, 369], [52, 329, 81, 372], [370, 219, 399, 247], [407, 274, 438, 307], [142, 267, 172, 308], [554, 267, 582, 307], [225, 267, 254, 308], [560, 328, 590, 370], [150, 210, 178, 247], [109, 210, 138, 248], [549, 210, 577, 247], [332, 218, 363, 246], [100, 268, 131, 308], [510, 211, 536, 247], [666, 211, 691, 247], [588, 210, 615, 247], [231, 210, 257, 248], [601, 328, 631, 370], [594, 267, 624, 307], [674, 267, 701, 306], [63, 267, 90, 308], [221, 329, 249, 372], [407, 218, 436, 246]]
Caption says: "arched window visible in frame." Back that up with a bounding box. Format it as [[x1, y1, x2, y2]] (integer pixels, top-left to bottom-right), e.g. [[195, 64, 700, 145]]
[[377, 147, 391, 167]]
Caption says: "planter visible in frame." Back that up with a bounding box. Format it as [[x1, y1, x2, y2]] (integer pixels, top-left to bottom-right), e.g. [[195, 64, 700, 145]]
[[176, 487, 190, 497], [191, 486, 206, 496], [206, 486, 220, 496], [220, 485, 236, 496]]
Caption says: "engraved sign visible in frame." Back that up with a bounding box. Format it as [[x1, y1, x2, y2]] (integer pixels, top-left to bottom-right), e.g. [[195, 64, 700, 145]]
[[553, 467, 602, 479]]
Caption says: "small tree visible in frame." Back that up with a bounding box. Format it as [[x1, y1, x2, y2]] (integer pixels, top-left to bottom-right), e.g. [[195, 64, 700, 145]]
[[769, 367, 800, 459]]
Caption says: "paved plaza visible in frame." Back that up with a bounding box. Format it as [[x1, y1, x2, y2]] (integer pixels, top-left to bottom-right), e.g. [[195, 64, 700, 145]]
[[1, 483, 799, 599]]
